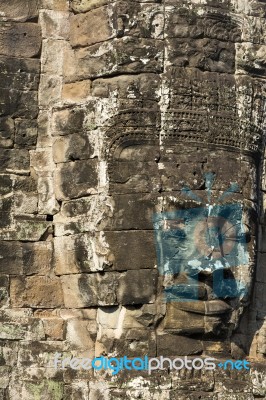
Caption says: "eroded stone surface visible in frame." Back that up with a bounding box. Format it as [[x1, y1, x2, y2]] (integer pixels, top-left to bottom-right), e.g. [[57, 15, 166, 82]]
[[0, 0, 265, 398]]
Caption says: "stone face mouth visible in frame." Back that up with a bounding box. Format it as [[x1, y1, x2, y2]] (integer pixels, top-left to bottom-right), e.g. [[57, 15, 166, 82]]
[[162, 300, 232, 335], [175, 300, 232, 315]]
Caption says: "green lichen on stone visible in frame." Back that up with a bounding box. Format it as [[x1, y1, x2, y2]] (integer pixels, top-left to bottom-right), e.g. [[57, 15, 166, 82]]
[[0, 366, 10, 389], [0, 323, 26, 340], [27, 380, 64, 400]]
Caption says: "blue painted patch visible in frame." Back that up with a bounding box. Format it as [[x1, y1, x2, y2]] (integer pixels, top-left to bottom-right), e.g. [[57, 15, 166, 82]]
[[153, 203, 249, 302]]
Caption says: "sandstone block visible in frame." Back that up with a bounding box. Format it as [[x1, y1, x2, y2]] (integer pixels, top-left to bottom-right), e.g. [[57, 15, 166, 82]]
[[0, 316, 45, 342], [37, 176, 60, 215], [10, 276, 64, 308], [38, 74, 62, 107], [62, 43, 78, 83], [51, 107, 85, 135], [0, 276, 9, 308], [111, 1, 164, 39], [22, 242, 53, 276], [109, 161, 161, 194], [14, 119, 37, 149], [163, 306, 205, 334], [256, 253, 266, 283], [254, 282, 266, 311], [97, 306, 121, 329], [0, 55, 40, 74], [216, 394, 252, 400], [0, 149, 30, 174], [122, 304, 157, 329], [70, 0, 111, 13], [41, 39, 65, 75], [1, 240, 53, 276], [250, 365, 266, 397], [62, 80, 91, 102], [204, 316, 227, 336], [37, 111, 53, 148], [66, 319, 96, 352], [70, 6, 112, 47], [30, 149, 55, 173], [53, 132, 93, 163], [0, 23, 41, 58], [53, 197, 113, 235], [60, 308, 97, 320], [61, 273, 119, 307], [39, 316, 64, 341], [0, 72, 38, 92], [117, 269, 158, 304], [54, 234, 94, 274], [64, 38, 163, 81], [19, 381, 64, 400], [173, 300, 232, 316], [54, 159, 98, 200], [39, 0, 69, 11], [0, 0, 38, 21], [0, 175, 12, 195], [172, 369, 215, 392], [15, 90, 39, 119], [4, 219, 52, 241], [91, 73, 161, 100], [60, 196, 96, 218], [0, 323, 27, 340], [0, 242, 23, 275], [157, 334, 203, 356], [0, 198, 12, 229], [40, 10, 69, 39], [103, 193, 159, 230], [0, 366, 10, 389], [64, 383, 90, 399], [160, 161, 205, 192], [97, 330, 156, 357], [105, 230, 156, 270], [0, 117, 14, 148], [170, 392, 216, 400], [0, 86, 13, 117], [40, 318, 63, 341]]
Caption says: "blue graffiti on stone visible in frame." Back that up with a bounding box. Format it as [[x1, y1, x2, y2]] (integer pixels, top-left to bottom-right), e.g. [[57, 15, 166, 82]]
[[153, 173, 249, 302]]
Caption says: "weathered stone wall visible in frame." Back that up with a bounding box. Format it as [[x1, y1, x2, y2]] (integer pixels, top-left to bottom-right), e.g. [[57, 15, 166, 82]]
[[0, 0, 266, 398]]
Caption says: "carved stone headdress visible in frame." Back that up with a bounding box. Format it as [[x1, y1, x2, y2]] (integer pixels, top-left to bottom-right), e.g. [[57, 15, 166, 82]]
[[106, 69, 266, 158]]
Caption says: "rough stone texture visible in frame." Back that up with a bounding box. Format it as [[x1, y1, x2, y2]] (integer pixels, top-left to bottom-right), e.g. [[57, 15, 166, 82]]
[[0, 23, 41, 58], [10, 276, 64, 308], [0, 0, 265, 399], [69, 7, 113, 47], [0, 0, 38, 22], [61, 80, 91, 102]]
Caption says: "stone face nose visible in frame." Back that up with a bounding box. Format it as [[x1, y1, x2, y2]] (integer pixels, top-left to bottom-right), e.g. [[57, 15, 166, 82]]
[[163, 280, 207, 302], [186, 258, 230, 275]]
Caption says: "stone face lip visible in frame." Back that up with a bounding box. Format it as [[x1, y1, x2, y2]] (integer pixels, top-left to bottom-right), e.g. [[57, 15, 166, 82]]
[[176, 300, 232, 315]]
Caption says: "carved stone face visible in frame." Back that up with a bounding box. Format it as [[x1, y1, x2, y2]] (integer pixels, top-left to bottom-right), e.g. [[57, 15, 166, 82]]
[[107, 133, 258, 341], [102, 4, 265, 353], [104, 78, 262, 350], [154, 147, 257, 338]]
